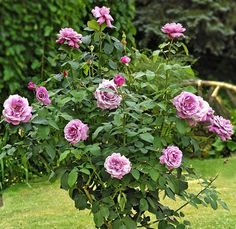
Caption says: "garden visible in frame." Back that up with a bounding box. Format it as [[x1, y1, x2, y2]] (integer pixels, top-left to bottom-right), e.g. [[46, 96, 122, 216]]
[[1, 1, 236, 229]]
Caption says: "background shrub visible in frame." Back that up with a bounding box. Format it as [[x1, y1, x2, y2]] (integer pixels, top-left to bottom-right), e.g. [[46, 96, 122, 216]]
[[135, 0, 236, 82], [0, 0, 135, 103]]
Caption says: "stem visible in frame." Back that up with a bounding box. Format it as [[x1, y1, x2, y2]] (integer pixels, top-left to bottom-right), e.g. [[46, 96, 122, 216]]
[[122, 95, 126, 147], [147, 175, 218, 226], [83, 186, 93, 203], [98, 27, 102, 77], [174, 175, 218, 213]]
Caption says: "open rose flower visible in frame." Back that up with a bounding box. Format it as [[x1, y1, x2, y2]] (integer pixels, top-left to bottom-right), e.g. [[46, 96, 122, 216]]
[[36, 86, 51, 105], [27, 81, 36, 91], [120, 56, 131, 64], [64, 119, 89, 144], [208, 115, 234, 141], [173, 91, 214, 126], [2, 94, 32, 125], [161, 22, 186, 39], [160, 146, 183, 170], [113, 74, 125, 87], [56, 28, 82, 48], [104, 153, 131, 179], [94, 79, 122, 110], [92, 6, 114, 28]]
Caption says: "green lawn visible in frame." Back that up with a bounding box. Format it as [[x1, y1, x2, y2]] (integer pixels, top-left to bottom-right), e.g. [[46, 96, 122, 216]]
[[0, 157, 236, 229]]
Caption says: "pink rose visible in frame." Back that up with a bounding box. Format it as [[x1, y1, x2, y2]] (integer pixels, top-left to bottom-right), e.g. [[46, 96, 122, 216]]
[[27, 81, 36, 91], [161, 22, 186, 39], [173, 91, 214, 126], [92, 6, 114, 28], [120, 56, 131, 64], [94, 79, 122, 110], [208, 115, 234, 141], [64, 119, 89, 144], [56, 28, 82, 49], [113, 74, 125, 87], [2, 94, 32, 125], [104, 153, 131, 179], [36, 86, 51, 106], [160, 146, 183, 170]]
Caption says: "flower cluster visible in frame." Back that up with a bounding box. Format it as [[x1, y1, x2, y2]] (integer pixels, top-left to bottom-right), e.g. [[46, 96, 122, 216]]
[[173, 91, 234, 141], [64, 119, 89, 144], [56, 28, 82, 49], [160, 146, 183, 170], [94, 79, 122, 110], [36, 86, 51, 105], [173, 91, 213, 126], [208, 115, 234, 141], [92, 6, 113, 28], [104, 153, 131, 179], [2, 95, 32, 125], [161, 22, 186, 39], [120, 55, 131, 64]]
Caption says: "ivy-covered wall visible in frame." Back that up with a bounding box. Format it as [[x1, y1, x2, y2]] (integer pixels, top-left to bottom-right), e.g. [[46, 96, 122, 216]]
[[135, 0, 236, 82], [0, 0, 135, 103]]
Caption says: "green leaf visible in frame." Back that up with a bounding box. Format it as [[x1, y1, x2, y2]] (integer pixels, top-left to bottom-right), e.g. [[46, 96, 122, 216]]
[[37, 126, 50, 139], [87, 19, 100, 31], [32, 116, 48, 125], [108, 60, 117, 69], [218, 200, 229, 211], [48, 119, 59, 130], [123, 216, 136, 229], [80, 168, 90, 175], [149, 169, 160, 181], [104, 42, 114, 54], [131, 169, 140, 180], [118, 193, 127, 211], [68, 168, 78, 187], [140, 198, 149, 211], [139, 133, 154, 143], [92, 126, 104, 140], [176, 119, 190, 134], [45, 144, 55, 160], [75, 194, 87, 210], [158, 220, 168, 229], [59, 150, 70, 162], [227, 141, 236, 151]]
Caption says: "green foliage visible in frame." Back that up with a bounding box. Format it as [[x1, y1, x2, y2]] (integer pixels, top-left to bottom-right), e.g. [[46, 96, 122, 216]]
[[1, 12, 229, 228], [135, 0, 236, 81], [0, 0, 135, 102]]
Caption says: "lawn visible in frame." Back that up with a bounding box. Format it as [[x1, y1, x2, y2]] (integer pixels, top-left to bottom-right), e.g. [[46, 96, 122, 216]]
[[0, 157, 236, 229]]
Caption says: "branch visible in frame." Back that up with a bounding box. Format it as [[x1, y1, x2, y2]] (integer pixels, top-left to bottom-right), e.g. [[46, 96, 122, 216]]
[[183, 80, 236, 93]]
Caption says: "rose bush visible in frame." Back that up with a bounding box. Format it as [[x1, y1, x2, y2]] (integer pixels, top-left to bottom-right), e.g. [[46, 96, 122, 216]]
[[1, 6, 232, 228]]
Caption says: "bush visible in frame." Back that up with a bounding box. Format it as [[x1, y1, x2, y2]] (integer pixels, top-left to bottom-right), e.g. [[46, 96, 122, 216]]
[[135, 0, 236, 82], [0, 0, 135, 103], [1, 8, 231, 228]]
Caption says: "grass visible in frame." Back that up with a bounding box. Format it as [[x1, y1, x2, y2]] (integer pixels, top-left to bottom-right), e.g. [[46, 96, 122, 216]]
[[0, 157, 236, 229]]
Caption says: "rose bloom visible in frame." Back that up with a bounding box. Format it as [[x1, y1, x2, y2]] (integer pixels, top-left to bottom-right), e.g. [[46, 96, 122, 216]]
[[27, 81, 36, 91], [208, 115, 234, 141], [36, 86, 51, 105], [56, 28, 82, 48], [120, 56, 131, 64], [104, 153, 131, 179], [2, 94, 32, 125], [92, 6, 114, 28], [64, 119, 89, 144], [160, 146, 183, 170], [161, 22, 186, 39], [94, 79, 122, 110], [113, 74, 125, 87], [173, 91, 214, 126]]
